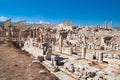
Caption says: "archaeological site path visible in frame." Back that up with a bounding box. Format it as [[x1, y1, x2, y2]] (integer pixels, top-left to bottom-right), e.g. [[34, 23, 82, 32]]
[[0, 42, 59, 80]]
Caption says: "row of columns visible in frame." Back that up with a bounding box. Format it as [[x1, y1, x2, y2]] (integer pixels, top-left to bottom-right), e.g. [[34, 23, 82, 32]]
[[81, 34, 103, 63], [29, 29, 47, 43], [81, 46, 103, 63]]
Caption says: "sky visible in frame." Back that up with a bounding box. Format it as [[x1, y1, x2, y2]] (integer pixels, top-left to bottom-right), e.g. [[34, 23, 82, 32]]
[[0, 0, 120, 26]]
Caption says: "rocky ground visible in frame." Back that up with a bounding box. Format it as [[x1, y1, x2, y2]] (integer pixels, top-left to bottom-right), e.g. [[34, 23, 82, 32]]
[[0, 41, 59, 80]]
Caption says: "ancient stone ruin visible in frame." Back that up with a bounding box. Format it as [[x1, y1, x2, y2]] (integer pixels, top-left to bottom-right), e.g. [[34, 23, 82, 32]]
[[0, 19, 120, 80]]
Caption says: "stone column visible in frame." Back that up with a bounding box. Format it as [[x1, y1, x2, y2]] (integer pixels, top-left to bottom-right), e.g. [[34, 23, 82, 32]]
[[92, 43, 95, 50], [109, 21, 112, 29], [68, 47, 73, 55], [104, 21, 107, 29], [36, 28, 39, 40], [18, 30, 22, 48], [51, 55, 56, 66], [29, 30, 32, 38], [82, 34, 86, 45], [81, 46, 86, 59], [59, 35, 63, 53], [52, 38, 55, 51], [18, 30, 21, 42], [42, 33, 45, 42], [21, 31, 24, 41], [101, 37, 104, 45], [46, 48, 52, 60], [102, 24, 105, 28], [32, 29, 35, 39], [35, 28, 37, 38], [41, 35, 43, 43], [9, 26, 13, 41], [88, 44, 91, 49], [95, 52, 99, 60], [116, 44, 119, 50], [93, 51, 96, 59], [98, 52, 103, 63]]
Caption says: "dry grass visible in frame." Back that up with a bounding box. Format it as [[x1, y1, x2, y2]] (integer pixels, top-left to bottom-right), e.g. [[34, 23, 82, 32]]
[[0, 42, 59, 80]]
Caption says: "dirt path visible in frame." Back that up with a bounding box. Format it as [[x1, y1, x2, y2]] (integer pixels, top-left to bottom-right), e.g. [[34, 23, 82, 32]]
[[0, 42, 59, 80]]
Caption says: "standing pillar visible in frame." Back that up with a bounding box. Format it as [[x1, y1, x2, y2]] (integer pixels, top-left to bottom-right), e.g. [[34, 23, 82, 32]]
[[92, 43, 95, 50], [81, 46, 86, 59], [59, 35, 63, 53], [18, 30, 21, 42], [43, 35, 45, 42], [109, 21, 112, 29], [102, 24, 105, 28], [9, 25, 13, 41], [21, 31, 24, 41], [41, 35, 43, 43], [101, 37, 104, 45], [35, 28, 37, 38], [34, 28, 37, 42], [116, 44, 119, 50], [33, 29, 35, 40], [82, 34, 86, 45], [98, 52, 103, 63], [29, 30, 32, 38], [104, 21, 107, 29], [35, 28, 38, 41], [52, 38, 55, 51], [93, 51, 96, 60], [18, 30, 22, 47], [68, 47, 73, 55]]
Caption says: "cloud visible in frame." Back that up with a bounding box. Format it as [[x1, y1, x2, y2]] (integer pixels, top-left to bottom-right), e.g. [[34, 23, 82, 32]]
[[26, 20, 50, 24], [0, 16, 8, 21], [39, 20, 50, 24]]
